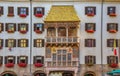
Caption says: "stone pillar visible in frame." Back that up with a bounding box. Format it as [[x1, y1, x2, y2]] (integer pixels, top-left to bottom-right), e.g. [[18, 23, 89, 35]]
[[56, 28, 58, 37]]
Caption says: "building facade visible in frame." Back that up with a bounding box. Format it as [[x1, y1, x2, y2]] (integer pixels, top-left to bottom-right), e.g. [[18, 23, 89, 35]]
[[0, 0, 120, 76]]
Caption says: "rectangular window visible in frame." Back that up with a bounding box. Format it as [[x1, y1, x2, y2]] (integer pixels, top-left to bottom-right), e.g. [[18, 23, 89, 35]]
[[46, 47, 51, 58], [47, 27, 56, 36], [0, 23, 3, 32], [85, 55, 96, 65], [34, 23, 44, 34], [108, 7, 116, 16], [17, 56, 28, 64], [8, 7, 14, 16], [0, 6, 3, 16], [0, 39, 3, 49], [85, 23, 96, 33], [18, 7, 28, 17], [52, 54, 56, 61], [34, 39, 44, 47], [5, 56, 15, 64], [85, 7, 96, 16], [33, 56, 44, 64], [6, 23, 16, 33], [67, 53, 71, 61], [18, 39, 28, 47], [18, 23, 28, 34], [34, 7, 44, 17], [107, 39, 118, 47], [107, 23, 118, 33], [85, 39, 96, 47], [5, 39, 16, 47], [107, 56, 118, 64]]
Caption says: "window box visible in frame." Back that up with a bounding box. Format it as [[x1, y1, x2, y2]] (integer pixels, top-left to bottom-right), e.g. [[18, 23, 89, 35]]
[[109, 63, 118, 68], [18, 62, 27, 67], [34, 63, 43, 67], [109, 29, 117, 33], [7, 14, 14, 17], [7, 30, 14, 33], [87, 13, 94, 16], [5, 63, 14, 67], [20, 30, 27, 34], [35, 14, 43, 17], [19, 14, 27, 17], [86, 30, 94, 33], [109, 13, 116, 16], [35, 30, 42, 34]]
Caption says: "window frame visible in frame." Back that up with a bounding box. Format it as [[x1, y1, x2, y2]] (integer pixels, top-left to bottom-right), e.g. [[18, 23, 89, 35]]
[[5, 56, 15, 64], [18, 23, 28, 34], [0, 23, 3, 32], [8, 7, 14, 16], [33, 56, 44, 64], [85, 55, 96, 64], [107, 56, 118, 64], [85, 39, 96, 47], [107, 39, 118, 47], [17, 56, 28, 64], [0, 6, 3, 16], [5, 39, 16, 47], [34, 7, 44, 17], [85, 7, 96, 16], [18, 7, 28, 17], [85, 23, 96, 33], [34, 23, 44, 33], [107, 7, 116, 16], [34, 39, 44, 47], [107, 23, 118, 33], [18, 39, 28, 47], [6, 23, 16, 33]]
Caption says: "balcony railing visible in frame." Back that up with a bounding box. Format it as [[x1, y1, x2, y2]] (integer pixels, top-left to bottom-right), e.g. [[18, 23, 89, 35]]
[[46, 37, 79, 43]]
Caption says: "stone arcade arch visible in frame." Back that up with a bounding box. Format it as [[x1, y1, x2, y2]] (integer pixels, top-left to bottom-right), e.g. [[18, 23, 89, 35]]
[[84, 71, 96, 76], [33, 70, 46, 76], [1, 71, 17, 76]]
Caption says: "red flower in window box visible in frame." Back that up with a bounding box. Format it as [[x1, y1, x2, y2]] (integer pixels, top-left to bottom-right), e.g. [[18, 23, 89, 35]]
[[109, 63, 118, 68], [86, 30, 94, 33], [5, 63, 14, 67], [35, 30, 42, 34], [35, 14, 43, 17], [7, 30, 14, 33], [34, 63, 43, 67], [18, 62, 27, 67], [109, 30, 117, 33], [19, 14, 27, 17], [109, 13, 116, 16], [20, 30, 27, 34], [87, 13, 94, 16]]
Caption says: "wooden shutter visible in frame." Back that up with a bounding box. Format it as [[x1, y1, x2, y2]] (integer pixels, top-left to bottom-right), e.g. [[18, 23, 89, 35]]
[[0, 56, 3, 64], [116, 39, 118, 47], [26, 7, 28, 15], [94, 23, 96, 31], [34, 24, 36, 31], [85, 7, 87, 15], [5, 56, 7, 64], [0, 7, 3, 15], [18, 39, 20, 47], [116, 23, 118, 31], [42, 56, 44, 64], [33, 56, 36, 64], [26, 23, 28, 31], [42, 24, 44, 31], [0, 23, 4, 31], [5, 39, 8, 47], [26, 56, 28, 64], [14, 23, 16, 31], [94, 56, 96, 64], [85, 39, 87, 47], [14, 39, 16, 47], [26, 39, 28, 47], [34, 39, 36, 47], [94, 7, 96, 15], [34, 7, 36, 15], [1, 39, 3, 47], [18, 7, 20, 15], [107, 56, 110, 64], [113, 7, 116, 13], [17, 56, 19, 64], [85, 23, 87, 31], [93, 39, 96, 47], [18, 23, 20, 31], [42, 39, 44, 47], [85, 56, 87, 64], [107, 39, 109, 47], [6, 23, 8, 31], [42, 7, 45, 15], [107, 23, 109, 31], [116, 56, 118, 64], [107, 7, 110, 15], [13, 56, 15, 64]]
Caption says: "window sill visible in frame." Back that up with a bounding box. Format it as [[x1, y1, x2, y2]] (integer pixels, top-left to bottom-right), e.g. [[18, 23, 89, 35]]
[[35, 14, 43, 17], [109, 13, 116, 17], [86, 30, 94, 33]]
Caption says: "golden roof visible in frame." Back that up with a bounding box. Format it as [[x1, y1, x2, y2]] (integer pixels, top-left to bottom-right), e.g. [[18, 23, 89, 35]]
[[44, 5, 80, 22]]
